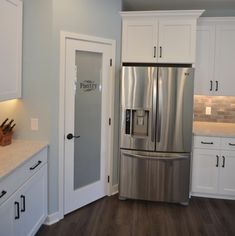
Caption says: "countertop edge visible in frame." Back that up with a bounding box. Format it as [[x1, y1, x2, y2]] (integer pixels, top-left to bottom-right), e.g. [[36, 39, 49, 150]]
[[0, 140, 48, 181]]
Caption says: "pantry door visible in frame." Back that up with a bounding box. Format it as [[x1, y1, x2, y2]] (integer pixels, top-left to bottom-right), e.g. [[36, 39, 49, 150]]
[[64, 38, 112, 215]]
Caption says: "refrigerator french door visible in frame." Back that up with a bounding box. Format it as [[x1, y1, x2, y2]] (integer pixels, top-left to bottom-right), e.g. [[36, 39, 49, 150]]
[[119, 66, 194, 203]]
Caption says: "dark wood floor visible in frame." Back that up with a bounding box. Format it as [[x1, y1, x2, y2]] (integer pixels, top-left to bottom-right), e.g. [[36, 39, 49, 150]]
[[37, 195, 235, 236]]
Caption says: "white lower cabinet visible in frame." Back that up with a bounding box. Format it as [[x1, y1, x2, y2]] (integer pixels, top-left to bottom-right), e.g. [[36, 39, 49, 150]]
[[192, 149, 219, 194], [219, 151, 235, 196], [0, 192, 16, 236], [0, 148, 48, 236], [192, 136, 235, 199]]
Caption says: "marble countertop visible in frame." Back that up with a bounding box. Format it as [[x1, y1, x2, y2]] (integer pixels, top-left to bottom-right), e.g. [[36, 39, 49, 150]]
[[193, 121, 235, 137], [0, 140, 48, 180]]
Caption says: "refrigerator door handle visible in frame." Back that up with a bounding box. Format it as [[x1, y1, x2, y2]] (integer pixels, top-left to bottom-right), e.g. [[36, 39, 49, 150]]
[[122, 152, 189, 161], [151, 69, 157, 143], [156, 69, 162, 143]]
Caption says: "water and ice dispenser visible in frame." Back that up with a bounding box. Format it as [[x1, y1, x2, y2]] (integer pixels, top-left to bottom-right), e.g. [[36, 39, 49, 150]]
[[125, 109, 149, 137]]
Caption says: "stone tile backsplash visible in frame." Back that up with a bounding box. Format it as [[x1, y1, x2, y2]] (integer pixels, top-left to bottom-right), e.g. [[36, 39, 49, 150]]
[[194, 96, 235, 123]]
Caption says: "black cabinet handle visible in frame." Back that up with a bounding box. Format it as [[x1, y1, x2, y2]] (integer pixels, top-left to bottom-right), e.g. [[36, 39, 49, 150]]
[[201, 141, 214, 145], [29, 160, 42, 170], [0, 190, 7, 198], [153, 46, 156, 58], [159, 46, 162, 58], [210, 80, 213, 91], [229, 143, 235, 146], [216, 155, 219, 167], [20, 195, 26, 212], [222, 156, 225, 168], [15, 202, 20, 219], [215, 81, 218, 91]]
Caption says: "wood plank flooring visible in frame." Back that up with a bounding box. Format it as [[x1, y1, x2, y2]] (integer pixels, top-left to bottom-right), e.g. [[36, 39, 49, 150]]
[[36, 195, 235, 236]]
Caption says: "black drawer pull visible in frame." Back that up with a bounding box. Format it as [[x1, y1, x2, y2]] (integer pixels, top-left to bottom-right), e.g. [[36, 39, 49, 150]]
[[20, 195, 26, 212], [153, 46, 156, 58], [222, 156, 225, 168], [29, 160, 42, 170], [215, 80, 219, 91], [15, 201, 20, 220], [0, 190, 7, 198], [229, 143, 235, 146], [159, 46, 162, 58], [201, 141, 213, 145], [210, 80, 213, 91], [216, 155, 219, 167]]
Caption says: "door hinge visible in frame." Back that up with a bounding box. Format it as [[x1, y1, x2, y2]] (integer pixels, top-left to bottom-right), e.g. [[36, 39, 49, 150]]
[[107, 175, 110, 183], [110, 59, 112, 67], [74, 65, 78, 78], [109, 118, 111, 126]]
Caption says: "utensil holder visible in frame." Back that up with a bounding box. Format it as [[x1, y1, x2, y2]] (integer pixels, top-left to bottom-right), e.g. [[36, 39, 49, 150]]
[[0, 128, 13, 146]]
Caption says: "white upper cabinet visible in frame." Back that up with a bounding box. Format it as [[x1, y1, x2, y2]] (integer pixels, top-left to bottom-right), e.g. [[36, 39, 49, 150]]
[[158, 18, 196, 63], [194, 24, 216, 95], [0, 0, 22, 102], [194, 18, 235, 96], [121, 11, 204, 64], [214, 23, 235, 96], [122, 17, 157, 63]]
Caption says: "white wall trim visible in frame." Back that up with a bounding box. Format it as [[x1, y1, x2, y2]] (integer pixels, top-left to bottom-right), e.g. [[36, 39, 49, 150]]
[[120, 10, 205, 18], [191, 192, 235, 200], [59, 31, 116, 220], [198, 17, 235, 23], [44, 212, 61, 225], [112, 184, 119, 195]]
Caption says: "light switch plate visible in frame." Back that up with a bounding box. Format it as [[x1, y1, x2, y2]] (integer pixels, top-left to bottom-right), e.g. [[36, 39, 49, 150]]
[[31, 118, 39, 131], [205, 106, 211, 115]]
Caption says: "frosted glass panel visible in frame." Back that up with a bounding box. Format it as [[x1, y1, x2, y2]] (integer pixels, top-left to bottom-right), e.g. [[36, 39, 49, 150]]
[[74, 50, 102, 190]]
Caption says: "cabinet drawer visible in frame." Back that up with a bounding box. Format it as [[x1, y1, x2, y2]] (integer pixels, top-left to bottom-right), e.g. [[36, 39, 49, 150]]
[[194, 136, 221, 149], [0, 148, 47, 206], [221, 138, 235, 151]]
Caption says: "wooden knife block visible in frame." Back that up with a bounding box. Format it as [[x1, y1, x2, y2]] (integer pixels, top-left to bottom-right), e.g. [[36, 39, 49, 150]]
[[0, 128, 13, 146]]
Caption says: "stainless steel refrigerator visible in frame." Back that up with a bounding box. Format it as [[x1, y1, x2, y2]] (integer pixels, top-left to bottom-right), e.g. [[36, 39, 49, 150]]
[[119, 66, 194, 204]]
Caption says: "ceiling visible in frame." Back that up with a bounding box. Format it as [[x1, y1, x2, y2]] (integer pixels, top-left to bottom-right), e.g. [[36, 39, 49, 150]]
[[122, 0, 235, 16]]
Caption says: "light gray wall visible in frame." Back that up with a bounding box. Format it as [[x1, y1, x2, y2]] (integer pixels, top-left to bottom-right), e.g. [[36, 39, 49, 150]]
[[50, 0, 122, 214], [0, 0, 52, 140], [1, 0, 233, 216], [0, 0, 55, 212], [123, 0, 235, 16], [0, 0, 122, 215]]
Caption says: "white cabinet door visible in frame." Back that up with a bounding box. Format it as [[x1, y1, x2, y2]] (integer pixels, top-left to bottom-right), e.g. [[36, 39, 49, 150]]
[[0, 188, 23, 236], [192, 149, 219, 194], [0, 193, 16, 236], [0, 164, 47, 236], [214, 24, 235, 96], [18, 164, 47, 236], [0, 0, 22, 101], [219, 151, 235, 196], [122, 17, 157, 63], [158, 19, 196, 63], [194, 25, 216, 95]]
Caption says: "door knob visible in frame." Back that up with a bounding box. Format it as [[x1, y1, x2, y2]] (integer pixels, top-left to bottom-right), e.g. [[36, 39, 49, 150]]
[[67, 133, 80, 140]]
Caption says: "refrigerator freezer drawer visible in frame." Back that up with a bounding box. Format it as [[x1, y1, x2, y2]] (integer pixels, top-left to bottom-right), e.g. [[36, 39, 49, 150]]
[[119, 150, 190, 203]]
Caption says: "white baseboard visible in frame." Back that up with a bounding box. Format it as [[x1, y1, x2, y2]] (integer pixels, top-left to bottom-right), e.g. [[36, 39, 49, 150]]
[[191, 192, 235, 200], [44, 212, 61, 225], [112, 184, 118, 195]]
